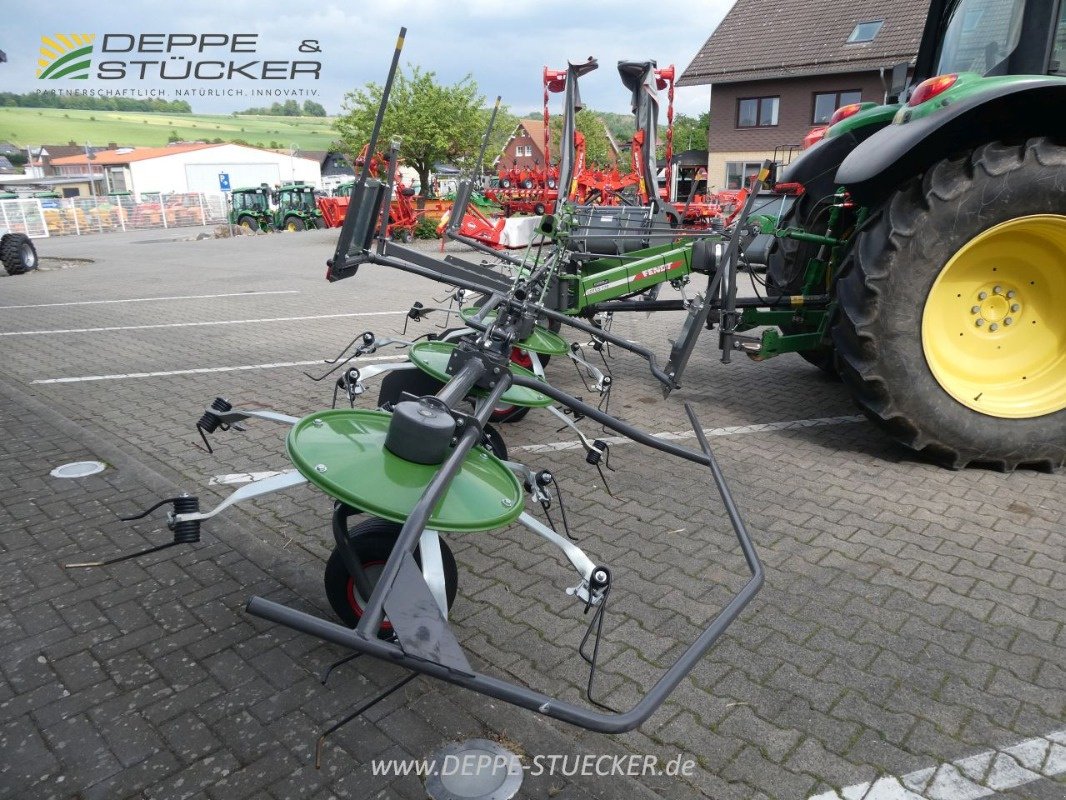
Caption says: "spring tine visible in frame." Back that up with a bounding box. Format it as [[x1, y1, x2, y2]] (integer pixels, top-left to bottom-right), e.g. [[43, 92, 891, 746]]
[[64, 541, 180, 569], [314, 672, 418, 769], [118, 497, 183, 522]]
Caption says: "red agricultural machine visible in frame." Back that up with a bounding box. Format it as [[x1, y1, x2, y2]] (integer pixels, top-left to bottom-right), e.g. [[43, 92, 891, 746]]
[[317, 144, 421, 241]]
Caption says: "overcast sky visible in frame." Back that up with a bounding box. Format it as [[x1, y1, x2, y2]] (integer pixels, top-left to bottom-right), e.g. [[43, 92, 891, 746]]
[[4, 0, 733, 117]]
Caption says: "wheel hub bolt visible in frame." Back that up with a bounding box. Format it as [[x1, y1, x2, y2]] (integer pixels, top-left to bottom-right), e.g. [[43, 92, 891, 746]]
[[976, 319, 985, 327], [1011, 303, 1021, 312], [1004, 318, 1013, 326], [971, 305, 981, 314], [993, 286, 1002, 294], [989, 323, 999, 332], [978, 291, 988, 300], [1007, 290, 1017, 298]]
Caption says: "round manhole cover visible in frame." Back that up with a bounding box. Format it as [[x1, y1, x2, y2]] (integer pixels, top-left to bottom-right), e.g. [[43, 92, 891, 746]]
[[50, 461, 107, 479], [425, 739, 523, 800]]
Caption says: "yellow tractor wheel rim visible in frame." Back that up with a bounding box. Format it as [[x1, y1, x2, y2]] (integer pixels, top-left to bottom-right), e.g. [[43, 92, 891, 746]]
[[286, 221, 297, 231], [922, 214, 1066, 418]]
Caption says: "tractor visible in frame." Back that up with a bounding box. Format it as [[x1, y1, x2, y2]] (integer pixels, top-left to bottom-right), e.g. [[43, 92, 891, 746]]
[[433, 0, 1066, 471], [228, 186, 272, 232], [272, 182, 325, 230], [720, 0, 1066, 470]]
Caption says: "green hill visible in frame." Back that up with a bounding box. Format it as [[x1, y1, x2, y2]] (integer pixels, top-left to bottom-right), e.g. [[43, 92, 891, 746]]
[[0, 107, 339, 151]]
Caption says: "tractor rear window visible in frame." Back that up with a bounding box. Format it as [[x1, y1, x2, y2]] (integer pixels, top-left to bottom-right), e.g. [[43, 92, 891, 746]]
[[936, 0, 1025, 75]]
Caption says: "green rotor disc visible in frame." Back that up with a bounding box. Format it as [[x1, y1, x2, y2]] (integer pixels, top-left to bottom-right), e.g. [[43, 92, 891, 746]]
[[459, 307, 569, 356], [408, 341, 552, 408], [286, 409, 523, 532]]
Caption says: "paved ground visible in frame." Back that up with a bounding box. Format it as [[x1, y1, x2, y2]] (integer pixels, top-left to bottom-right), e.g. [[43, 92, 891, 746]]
[[0, 227, 1062, 800]]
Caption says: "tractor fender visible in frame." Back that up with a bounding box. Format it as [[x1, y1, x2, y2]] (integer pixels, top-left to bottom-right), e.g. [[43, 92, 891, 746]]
[[836, 78, 1066, 206]]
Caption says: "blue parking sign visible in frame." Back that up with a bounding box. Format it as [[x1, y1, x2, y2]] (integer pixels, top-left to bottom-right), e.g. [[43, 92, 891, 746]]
[[218, 172, 231, 192]]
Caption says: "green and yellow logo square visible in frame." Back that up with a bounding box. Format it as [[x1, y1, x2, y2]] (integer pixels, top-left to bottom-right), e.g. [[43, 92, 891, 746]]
[[37, 34, 95, 80]]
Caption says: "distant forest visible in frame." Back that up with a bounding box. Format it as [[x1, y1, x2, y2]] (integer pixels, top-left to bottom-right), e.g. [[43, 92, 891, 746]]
[[236, 100, 328, 117], [0, 92, 192, 113]]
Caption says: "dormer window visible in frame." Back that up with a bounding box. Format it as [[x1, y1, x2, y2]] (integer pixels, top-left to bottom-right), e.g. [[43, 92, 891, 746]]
[[848, 20, 884, 43]]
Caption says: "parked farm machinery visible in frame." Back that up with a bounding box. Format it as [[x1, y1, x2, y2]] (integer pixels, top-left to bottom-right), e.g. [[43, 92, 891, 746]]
[[66, 30, 764, 749], [437, 3, 1066, 471]]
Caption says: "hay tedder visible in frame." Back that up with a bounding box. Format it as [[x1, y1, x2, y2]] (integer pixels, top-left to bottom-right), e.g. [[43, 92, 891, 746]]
[[69, 30, 764, 753], [70, 0, 1065, 764]]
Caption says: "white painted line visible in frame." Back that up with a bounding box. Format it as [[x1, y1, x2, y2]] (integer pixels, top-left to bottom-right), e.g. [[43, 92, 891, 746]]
[[516, 414, 865, 452], [32, 355, 405, 385], [0, 290, 300, 310], [209, 470, 287, 486], [1, 310, 405, 337], [809, 729, 1065, 800]]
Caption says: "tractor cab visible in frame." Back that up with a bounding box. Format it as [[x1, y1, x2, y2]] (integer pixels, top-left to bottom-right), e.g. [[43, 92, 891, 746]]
[[273, 182, 324, 230], [228, 186, 272, 231]]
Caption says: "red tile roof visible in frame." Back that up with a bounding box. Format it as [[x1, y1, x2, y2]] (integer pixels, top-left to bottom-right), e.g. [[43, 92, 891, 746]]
[[49, 143, 220, 166]]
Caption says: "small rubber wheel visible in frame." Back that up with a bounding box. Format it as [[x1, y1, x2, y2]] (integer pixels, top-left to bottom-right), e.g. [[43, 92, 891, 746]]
[[534, 203, 546, 215], [1, 234, 38, 275], [324, 517, 459, 633], [400, 228, 415, 244], [499, 178, 512, 189], [521, 178, 535, 189], [547, 178, 557, 189]]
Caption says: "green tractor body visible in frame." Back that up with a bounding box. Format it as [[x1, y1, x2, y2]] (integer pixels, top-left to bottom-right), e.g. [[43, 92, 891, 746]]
[[730, 0, 1066, 469], [228, 186, 272, 232], [272, 182, 324, 230]]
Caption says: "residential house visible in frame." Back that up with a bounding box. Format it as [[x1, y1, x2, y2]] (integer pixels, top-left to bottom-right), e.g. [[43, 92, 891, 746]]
[[496, 119, 550, 170], [678, 0, 928, 189]]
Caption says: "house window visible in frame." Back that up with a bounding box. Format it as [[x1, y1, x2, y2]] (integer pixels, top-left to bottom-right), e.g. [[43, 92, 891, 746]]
[[515, 144, 533, 157], [812, 90, 863, 124], [847, 20, 884, 43], [736, 96, 779, 128], [724, 161, 764, 190]]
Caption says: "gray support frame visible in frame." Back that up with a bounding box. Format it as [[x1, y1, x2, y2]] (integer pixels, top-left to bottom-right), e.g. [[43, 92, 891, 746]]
[[245, 377, 764, 734]]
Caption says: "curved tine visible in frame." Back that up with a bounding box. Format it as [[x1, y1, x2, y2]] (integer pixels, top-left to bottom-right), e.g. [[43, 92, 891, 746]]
[[303, 351, 362, 382], [322, 331, 372, 366]]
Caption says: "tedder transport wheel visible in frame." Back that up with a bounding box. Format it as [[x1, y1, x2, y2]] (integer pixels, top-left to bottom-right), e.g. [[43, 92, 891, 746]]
[[324, 517, 458, 633], [833, 139, 1066, 470], [1, 233, 38, 275]]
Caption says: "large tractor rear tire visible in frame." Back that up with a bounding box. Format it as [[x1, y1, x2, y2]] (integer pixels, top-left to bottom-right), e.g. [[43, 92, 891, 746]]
[[1, 234, 38, 275], [833, 139, 1066, 470]]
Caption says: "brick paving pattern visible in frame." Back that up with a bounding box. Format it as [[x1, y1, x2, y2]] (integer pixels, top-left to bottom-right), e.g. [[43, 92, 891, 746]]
[[0, 230, 1062, 799]]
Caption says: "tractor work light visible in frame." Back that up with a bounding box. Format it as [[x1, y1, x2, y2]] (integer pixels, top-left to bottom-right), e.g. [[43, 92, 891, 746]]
[[908, 73, 959, 106]]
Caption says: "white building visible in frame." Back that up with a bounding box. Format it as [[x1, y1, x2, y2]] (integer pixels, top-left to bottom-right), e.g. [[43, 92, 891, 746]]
[[48, 143, 321, 198]]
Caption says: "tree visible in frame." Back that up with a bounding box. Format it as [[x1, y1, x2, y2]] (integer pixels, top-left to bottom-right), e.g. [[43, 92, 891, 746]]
[[303, 100, 327, 117], [547, 109, 618, 169], [334, 65, 484, 196], [670, 112, 710, 154]]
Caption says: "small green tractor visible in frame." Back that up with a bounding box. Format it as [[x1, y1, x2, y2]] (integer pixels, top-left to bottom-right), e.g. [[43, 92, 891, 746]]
[[228, 186, 273, 232], [272, 182, 325, 230]]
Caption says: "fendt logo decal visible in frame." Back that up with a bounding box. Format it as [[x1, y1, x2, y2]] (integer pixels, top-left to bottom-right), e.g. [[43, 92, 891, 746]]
[[37, 34, 96, 80]]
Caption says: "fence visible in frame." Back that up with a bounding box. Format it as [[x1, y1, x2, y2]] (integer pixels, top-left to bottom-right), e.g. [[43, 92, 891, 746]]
[[0, 193, 231, 238], [0, 199, 49, 239]]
